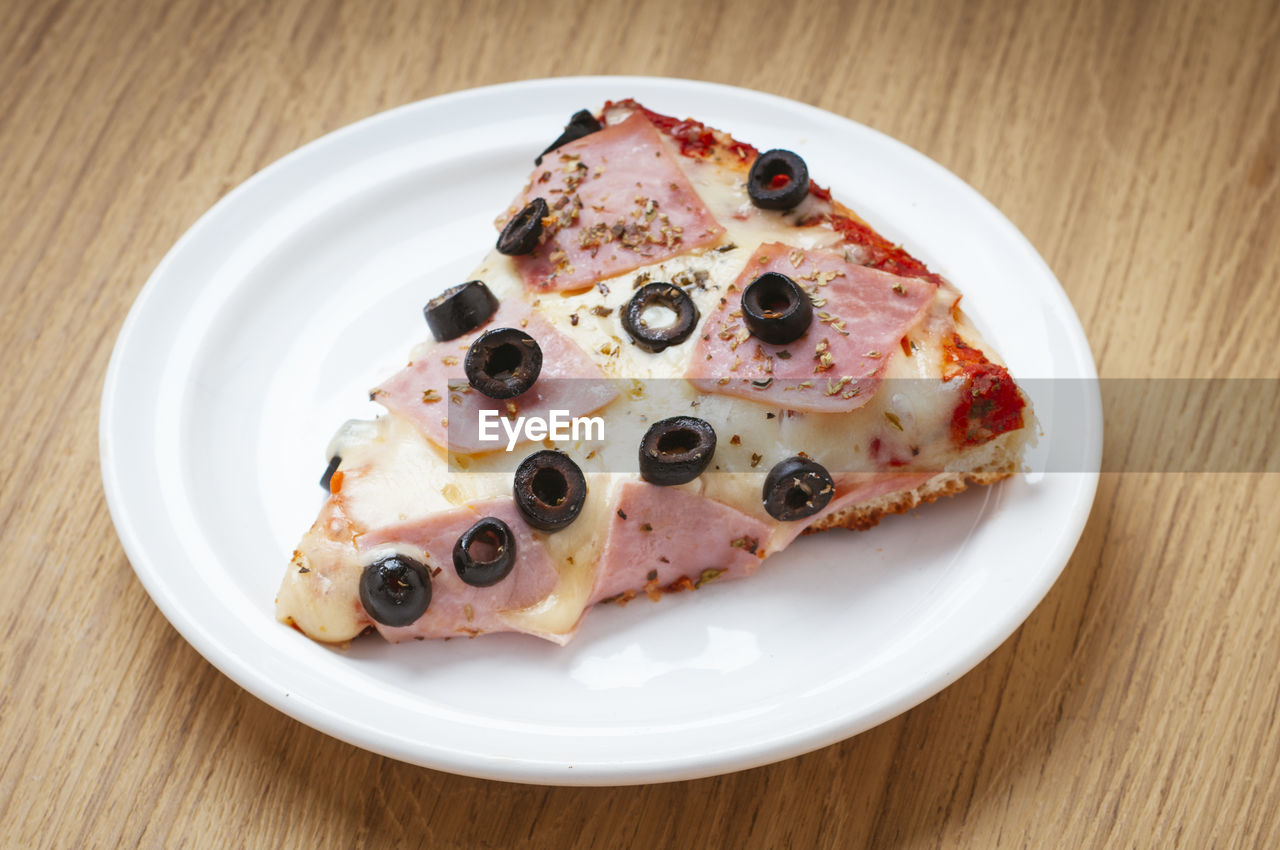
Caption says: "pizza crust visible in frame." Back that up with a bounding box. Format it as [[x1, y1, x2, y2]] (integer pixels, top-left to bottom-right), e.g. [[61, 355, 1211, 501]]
[[802, 426, 1030, 534]]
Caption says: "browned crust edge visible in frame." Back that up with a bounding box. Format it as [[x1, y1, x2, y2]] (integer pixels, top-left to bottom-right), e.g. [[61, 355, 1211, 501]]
[[801, 464, 1019, 535]]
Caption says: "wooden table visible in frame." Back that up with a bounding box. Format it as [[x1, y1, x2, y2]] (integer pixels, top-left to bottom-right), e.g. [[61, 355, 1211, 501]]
[[4, 0, 1278, 845]]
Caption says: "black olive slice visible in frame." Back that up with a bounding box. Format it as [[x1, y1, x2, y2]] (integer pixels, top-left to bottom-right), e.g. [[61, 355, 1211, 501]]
[[762, 456, 835, 521], [741, 271, 813, 345], [423, 280, 500, 342], [513, 450, 587, 532], [464, 327, 543, 399], [497, 197, 548, 256], [638, 416, 717, 486], [622, 282, 700, 353], [359, 554, 432, 627], [320, 455, 341, 491], [747, 149, 810, 211], [453, 517, 517, 587], [535, 109, 603, 165]]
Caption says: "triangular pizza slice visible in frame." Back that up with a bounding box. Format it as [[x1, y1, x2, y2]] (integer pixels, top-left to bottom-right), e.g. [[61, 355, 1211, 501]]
[[276, 100, 1033, 645]]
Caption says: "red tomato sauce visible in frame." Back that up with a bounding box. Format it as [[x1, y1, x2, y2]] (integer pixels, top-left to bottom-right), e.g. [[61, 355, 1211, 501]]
[[943, 334, 1026, 446]]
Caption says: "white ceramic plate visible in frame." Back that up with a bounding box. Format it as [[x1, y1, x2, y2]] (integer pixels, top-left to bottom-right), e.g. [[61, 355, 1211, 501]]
[[100, 77, 1101, 785]]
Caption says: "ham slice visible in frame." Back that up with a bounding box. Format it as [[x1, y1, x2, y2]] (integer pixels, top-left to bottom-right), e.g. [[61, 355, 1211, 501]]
[[589, 481, 772, 605], [357, 499, 559, 641], [500, 112, 725, 293], [687, 243, 935, 412], [372, 300, 618, 453]]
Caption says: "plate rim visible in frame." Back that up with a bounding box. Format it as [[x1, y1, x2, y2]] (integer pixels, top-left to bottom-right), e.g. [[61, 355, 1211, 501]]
[[100, 75, 1102, 785]]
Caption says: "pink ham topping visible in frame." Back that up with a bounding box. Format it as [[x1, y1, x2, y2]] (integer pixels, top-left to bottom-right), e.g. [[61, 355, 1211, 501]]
[[500, 112, 725, 293], [357, 499, 558, 641], [589, 481, 772, 605], [372, 300, 617, 453], [687, 243, 936, 412]]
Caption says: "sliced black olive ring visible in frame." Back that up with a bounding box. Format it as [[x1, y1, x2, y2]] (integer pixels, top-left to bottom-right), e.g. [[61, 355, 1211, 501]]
[[497, 197, 548, 256], [622, 282, 701, 352], [464, 327, 543, 399], [639, 416, 717, 486], [762, 456, 835, 521], [319, 455, 341, 491], [747, 149, 810, 211], [423, 279, 500, 342], [536, 109, 603, 165], [359, 554, 433, 627], [741, 271, 814, 345], [453, 517, 517, 587], [514, 450, 588, 532]]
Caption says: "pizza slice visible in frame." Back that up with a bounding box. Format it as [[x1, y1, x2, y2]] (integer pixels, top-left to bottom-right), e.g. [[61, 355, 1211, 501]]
[[275, 100, 1033, 645]]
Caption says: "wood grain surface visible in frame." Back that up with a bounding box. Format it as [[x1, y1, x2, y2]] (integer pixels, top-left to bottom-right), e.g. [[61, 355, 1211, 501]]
[[3, 0, 1278, 846]]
